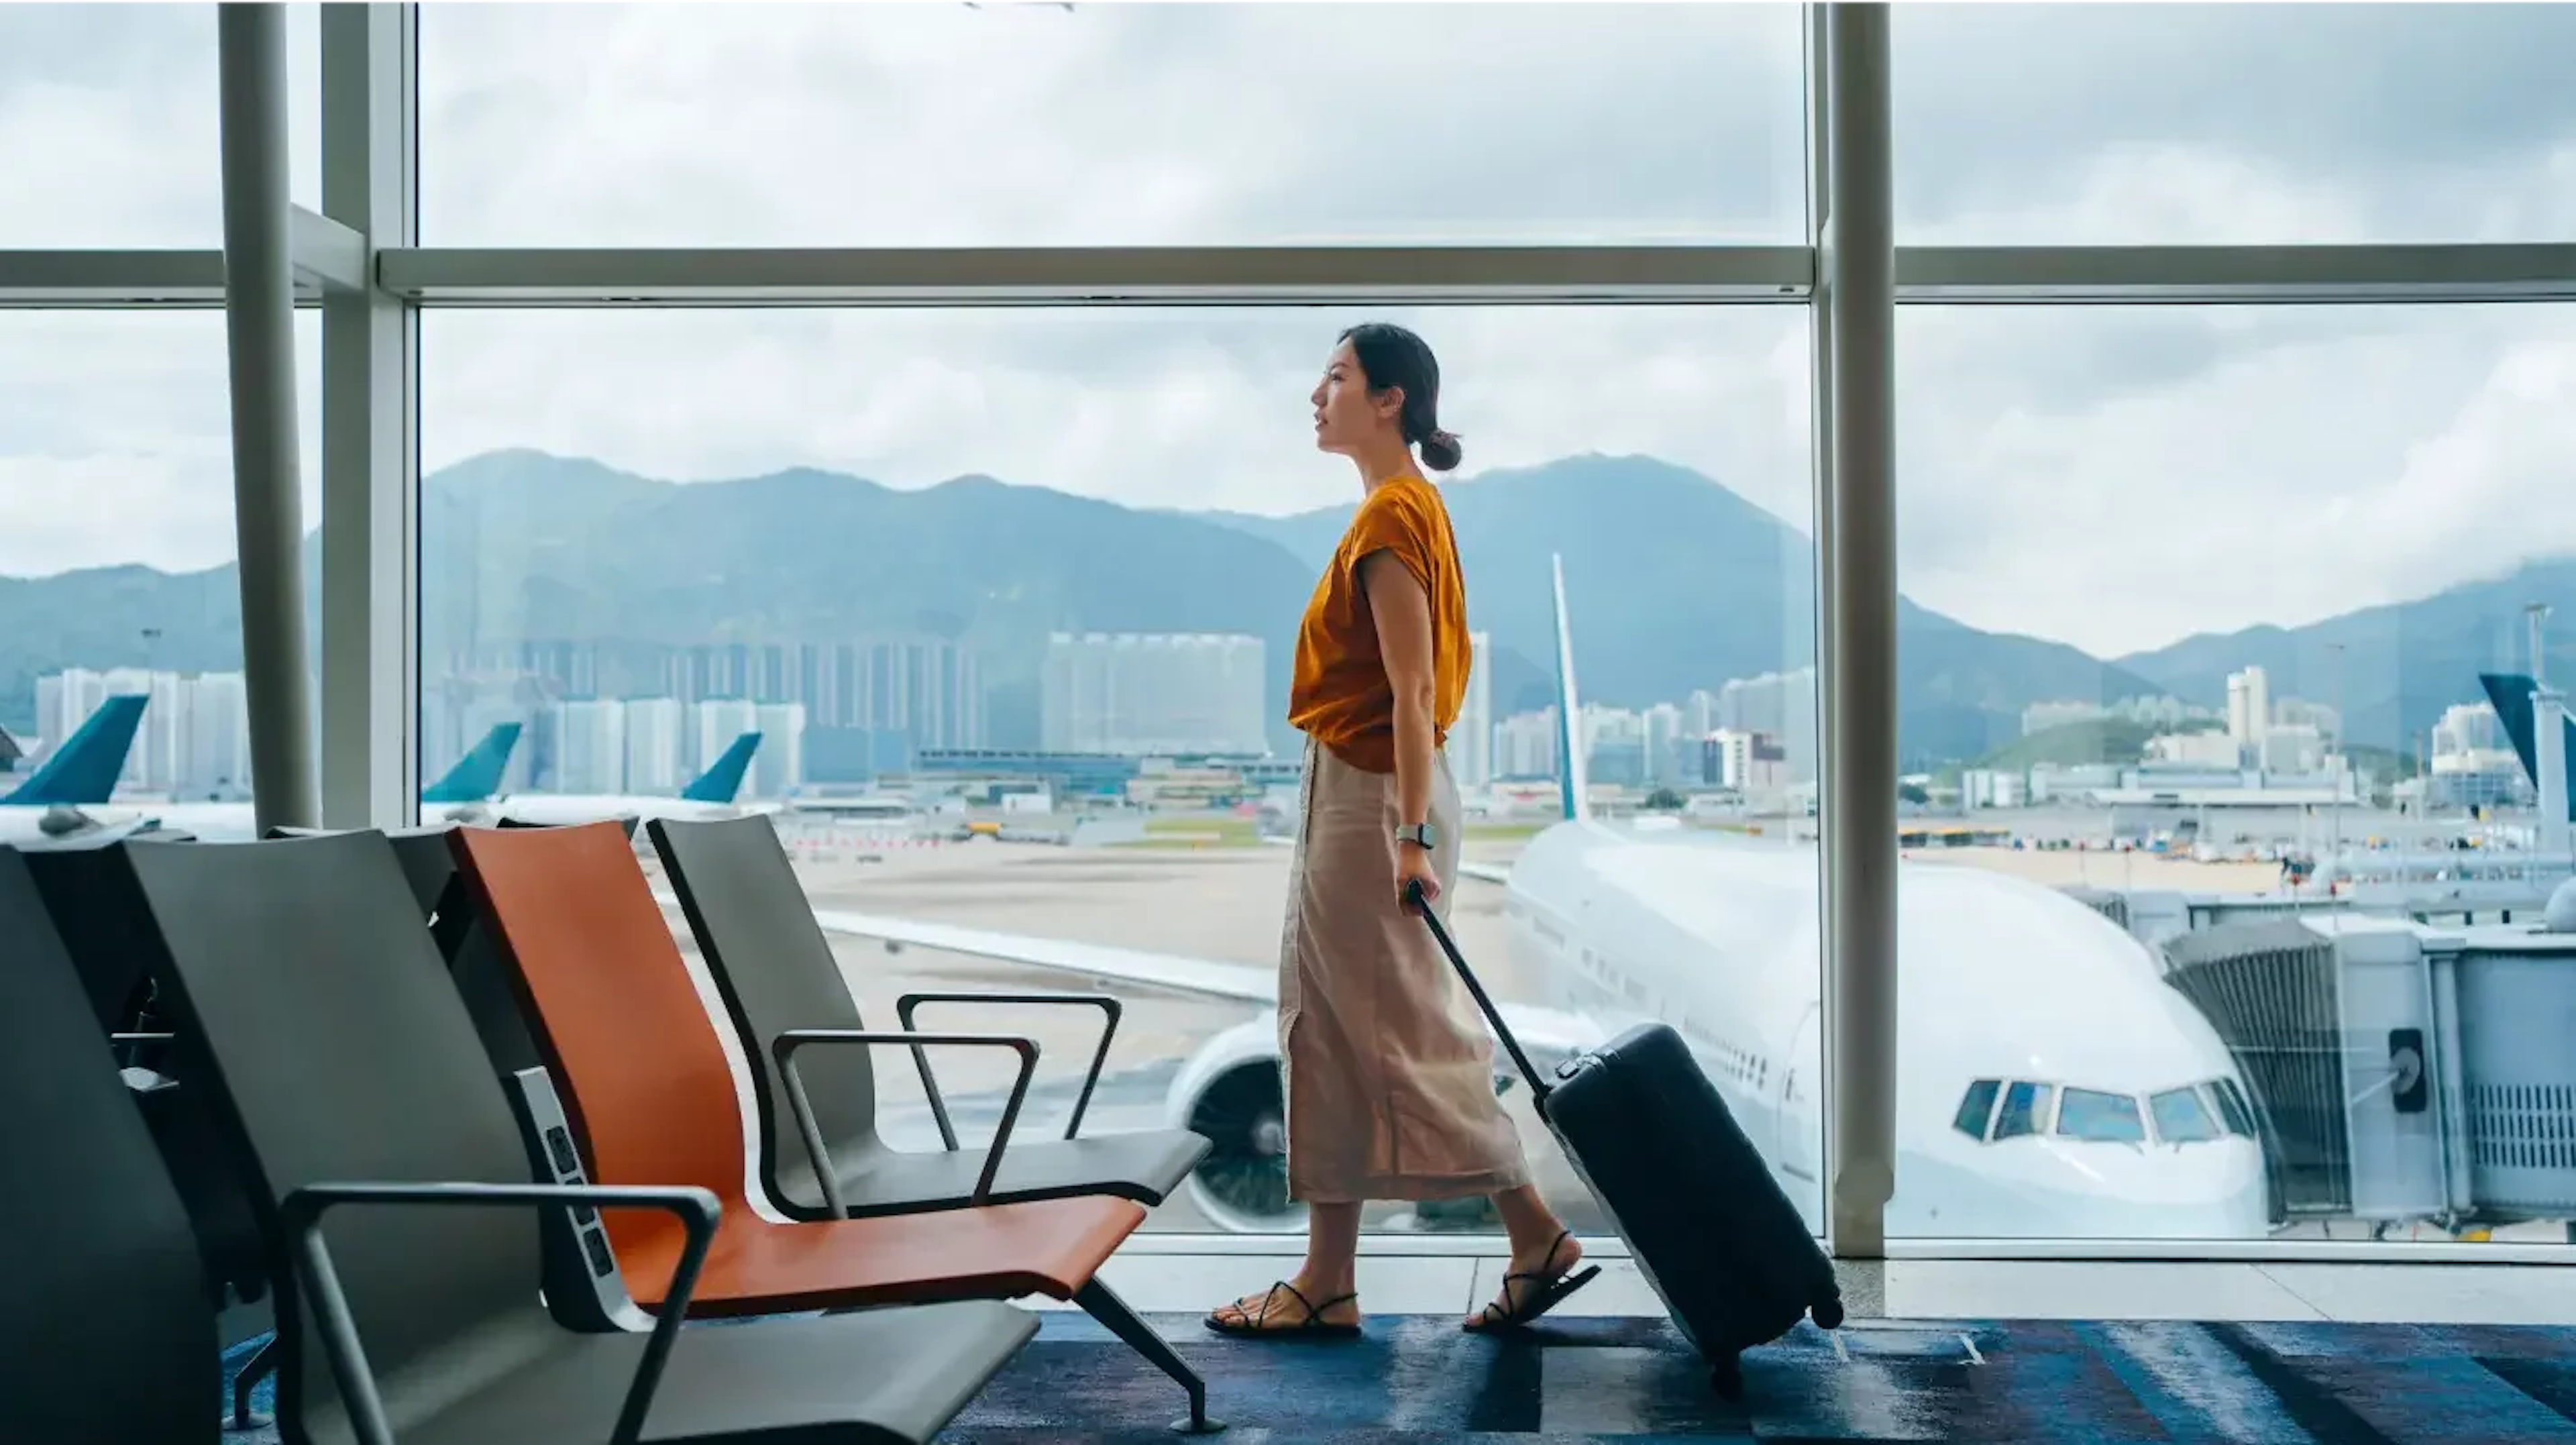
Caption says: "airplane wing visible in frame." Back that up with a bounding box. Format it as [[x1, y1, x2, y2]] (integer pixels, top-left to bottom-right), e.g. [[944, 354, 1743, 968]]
[[662, 894, 1607, 1069], [808, 905, 1276, 1004]]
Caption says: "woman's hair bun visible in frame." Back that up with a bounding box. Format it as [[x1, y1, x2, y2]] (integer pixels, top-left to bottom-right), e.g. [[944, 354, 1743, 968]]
[[1419, 427, 1464, 472]]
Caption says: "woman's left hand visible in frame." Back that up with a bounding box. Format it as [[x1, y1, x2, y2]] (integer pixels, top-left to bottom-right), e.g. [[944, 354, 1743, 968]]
[[1397, 845, 1440, 914]]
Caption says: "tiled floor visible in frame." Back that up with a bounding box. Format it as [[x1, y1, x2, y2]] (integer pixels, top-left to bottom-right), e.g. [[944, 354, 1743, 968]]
[[1046, 1250, 2576, 1327]]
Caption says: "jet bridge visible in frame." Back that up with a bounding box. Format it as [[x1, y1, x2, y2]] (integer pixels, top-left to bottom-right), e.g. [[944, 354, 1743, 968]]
[[2155, 906, 2576, 1229]]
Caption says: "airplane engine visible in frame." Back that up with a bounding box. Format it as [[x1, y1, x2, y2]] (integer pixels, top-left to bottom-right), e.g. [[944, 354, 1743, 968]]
[[1162, 1014, 1518, 1234], [1163, 1016, 1302, 1233], [38, 805, 93, 837]]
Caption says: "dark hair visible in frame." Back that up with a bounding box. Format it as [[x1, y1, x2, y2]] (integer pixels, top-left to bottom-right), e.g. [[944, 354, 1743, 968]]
[[1339, 321, 1462, 472]]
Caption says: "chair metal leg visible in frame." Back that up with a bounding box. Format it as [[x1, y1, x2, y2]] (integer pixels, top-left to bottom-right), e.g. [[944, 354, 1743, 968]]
[[1074, 1277, 1224, 1434], [227, 1335, 279, 1431]]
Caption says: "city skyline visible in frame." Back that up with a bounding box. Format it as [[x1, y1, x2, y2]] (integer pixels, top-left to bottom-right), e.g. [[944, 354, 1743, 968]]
[[13, 440, 2576, 674]]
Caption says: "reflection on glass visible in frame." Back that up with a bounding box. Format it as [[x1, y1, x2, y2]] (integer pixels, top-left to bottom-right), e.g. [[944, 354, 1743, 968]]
[[419, 305, 1820, 1233], [1896, 305, 2576, 1245], [2057, 1087, 2146, 1144], [2151, 1087, 2224, 1144], [1994, 1082, 2053, 1141], [1952, 1077, 2001, 1138]]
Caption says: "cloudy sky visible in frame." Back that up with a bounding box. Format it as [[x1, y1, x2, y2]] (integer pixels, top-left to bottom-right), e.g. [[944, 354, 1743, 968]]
[[7, 3, 2576, 663]]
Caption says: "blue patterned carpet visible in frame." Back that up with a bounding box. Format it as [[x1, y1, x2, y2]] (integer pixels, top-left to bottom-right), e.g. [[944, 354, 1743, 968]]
[[223, 1312, 2576, 1441]]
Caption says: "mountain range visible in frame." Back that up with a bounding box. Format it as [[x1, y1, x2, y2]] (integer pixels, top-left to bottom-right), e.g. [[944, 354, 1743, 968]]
[[5, 448, 2570, 767]]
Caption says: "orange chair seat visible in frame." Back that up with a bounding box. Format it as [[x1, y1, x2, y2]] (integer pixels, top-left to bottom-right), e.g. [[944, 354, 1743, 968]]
[[620, 1193, 1148, 1318]]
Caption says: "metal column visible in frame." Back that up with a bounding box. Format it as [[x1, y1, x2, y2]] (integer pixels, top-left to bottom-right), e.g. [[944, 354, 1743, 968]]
[[319, 4, 419, 828], [1817, 1, 1898, 1259], [217, 2, 319, 835]]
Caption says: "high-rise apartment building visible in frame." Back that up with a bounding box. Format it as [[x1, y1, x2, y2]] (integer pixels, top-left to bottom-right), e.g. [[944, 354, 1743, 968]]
[[623, 698, 686, 793], [1041, 633, 1268, 756], [553, 700, 627, 794], [753, 702, 807, 798]]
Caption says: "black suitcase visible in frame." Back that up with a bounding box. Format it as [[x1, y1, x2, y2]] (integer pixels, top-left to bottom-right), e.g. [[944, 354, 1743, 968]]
[[1411, 884, 1843, 1396]]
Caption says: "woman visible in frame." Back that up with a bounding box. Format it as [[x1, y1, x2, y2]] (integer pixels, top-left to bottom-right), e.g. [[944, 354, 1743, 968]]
[[1206, 323, 1597, 1339]]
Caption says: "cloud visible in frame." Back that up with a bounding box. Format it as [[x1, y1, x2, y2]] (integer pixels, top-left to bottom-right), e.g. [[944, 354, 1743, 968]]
[[0, 311, 322, 578], [9, 1, 2576, 665]]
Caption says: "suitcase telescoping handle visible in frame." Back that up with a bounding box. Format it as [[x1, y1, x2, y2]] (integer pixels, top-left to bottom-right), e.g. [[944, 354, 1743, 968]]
[[1406, 880, 1552, 1106]]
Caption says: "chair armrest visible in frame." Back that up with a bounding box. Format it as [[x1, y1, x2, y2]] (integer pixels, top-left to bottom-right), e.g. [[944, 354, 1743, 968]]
[[772, 1029, 1038, 1213], [896, 992, 1122, 1142], [276, 1181, 720, 1445]]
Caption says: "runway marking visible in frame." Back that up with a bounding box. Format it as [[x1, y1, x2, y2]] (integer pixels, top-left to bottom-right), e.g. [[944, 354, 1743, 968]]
[[1831, 1330, 1851, 1363], [1960, 1333, 1985, 1364]]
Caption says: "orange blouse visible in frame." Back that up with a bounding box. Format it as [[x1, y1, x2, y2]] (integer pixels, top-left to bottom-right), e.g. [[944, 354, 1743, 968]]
[[1287, 475, 1471, 774]]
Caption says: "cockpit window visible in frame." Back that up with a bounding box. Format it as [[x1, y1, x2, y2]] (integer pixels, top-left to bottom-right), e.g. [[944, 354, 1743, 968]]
[[1993, 1081, 2054, 1140], [2057, 1087, 2147, 1144], [2149, 1087, 2222, 1143], [2209, 1077, 2258, 1138], [1953, 1079, 2001, 1140]]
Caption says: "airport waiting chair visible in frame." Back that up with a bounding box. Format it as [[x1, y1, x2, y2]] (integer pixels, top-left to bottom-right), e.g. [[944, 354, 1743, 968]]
[[272, 819, 633, 1078], [445, 820, 1222, 1434], [17, 824, 192, 1036], [646, 813, 1212, 1221], [270, 822, 468, 935], [11, 828, 281, 1428], [111, 830, 1042, 1445], [0, 845, 217, 1444]]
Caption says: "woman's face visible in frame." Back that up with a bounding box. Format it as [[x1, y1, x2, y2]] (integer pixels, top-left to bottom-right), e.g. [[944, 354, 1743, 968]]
[[1310, 339, 1400, 457]]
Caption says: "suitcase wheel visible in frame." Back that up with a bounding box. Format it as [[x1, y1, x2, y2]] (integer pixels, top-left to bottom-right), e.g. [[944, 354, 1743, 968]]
[[1709, 1356, 1743, 1401], [1811, 1295, 1845, 1330]]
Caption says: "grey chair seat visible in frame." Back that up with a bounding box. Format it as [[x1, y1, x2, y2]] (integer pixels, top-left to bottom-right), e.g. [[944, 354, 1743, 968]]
[[400, 1301, 1035, 1445], [792, 1128, 1211, 1220]]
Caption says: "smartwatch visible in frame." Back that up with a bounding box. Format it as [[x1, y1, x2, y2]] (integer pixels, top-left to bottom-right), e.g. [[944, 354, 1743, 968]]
[[1395, 822, 1439, 851]]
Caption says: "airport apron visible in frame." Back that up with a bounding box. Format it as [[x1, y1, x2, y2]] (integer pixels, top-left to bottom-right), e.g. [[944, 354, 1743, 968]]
[[1277, 737, 1531, 1203]]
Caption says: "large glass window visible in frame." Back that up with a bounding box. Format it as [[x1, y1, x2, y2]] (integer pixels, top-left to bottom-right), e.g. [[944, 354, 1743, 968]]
[[419, 3, 1809, 246], [419, 305, 1821, 1234], [1894, 304, 2576, 1244], [0, 3, 322, 247], [1893, 3, 2576, 244], [0, 311, 321, 832]]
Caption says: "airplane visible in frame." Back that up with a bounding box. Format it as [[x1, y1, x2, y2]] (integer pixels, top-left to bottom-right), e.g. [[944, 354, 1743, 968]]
[[0, 695, 156, 845], [472, 731, 769, 828], [113, 721, 526, 841], [765, 557, 2271, 1240]]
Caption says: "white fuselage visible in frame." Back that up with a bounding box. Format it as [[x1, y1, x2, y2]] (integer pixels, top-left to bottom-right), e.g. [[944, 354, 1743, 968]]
[[1498, 821, 2270, 1241], [0, 805, 133, 847], [80, 800, 263, 841], [471, 794, 778, 828]]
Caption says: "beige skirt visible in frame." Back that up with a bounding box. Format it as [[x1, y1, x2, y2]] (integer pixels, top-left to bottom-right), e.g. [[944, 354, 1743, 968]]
[[1277, 738, 1532, 1203]]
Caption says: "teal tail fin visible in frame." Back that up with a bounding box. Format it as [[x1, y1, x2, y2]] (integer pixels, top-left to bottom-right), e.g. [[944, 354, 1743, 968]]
[[2478, 671, 2576, 820], [681, 731, 762, 804], [3, 694, 149, 807], [421, 721, 522, 804]]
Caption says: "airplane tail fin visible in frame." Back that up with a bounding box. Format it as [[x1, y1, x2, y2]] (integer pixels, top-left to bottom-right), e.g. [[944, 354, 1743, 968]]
[[3, 694, 149, 807], [1550, 553, 1591, 823], [421, 721, 523, 804], [2478, 671, 2576, 820], [681, 731, 762, 803]]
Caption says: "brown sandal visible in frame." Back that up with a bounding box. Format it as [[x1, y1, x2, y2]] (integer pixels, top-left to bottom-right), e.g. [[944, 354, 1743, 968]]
[[1204, 1280, 1362, 1340], [1466, 1230, 1600, 1332]]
